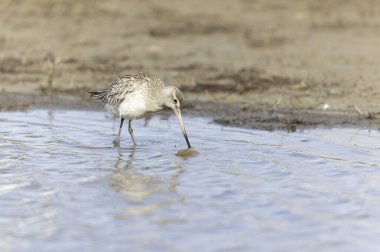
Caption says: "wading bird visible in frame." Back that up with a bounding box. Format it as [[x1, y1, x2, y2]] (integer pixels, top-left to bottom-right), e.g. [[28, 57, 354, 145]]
[[90, 72, 191, 148]]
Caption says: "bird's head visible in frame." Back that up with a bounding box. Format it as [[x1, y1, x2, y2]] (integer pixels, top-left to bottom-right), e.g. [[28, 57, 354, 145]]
[[162, 86, 184, 111], [162, 86, 191, 148]]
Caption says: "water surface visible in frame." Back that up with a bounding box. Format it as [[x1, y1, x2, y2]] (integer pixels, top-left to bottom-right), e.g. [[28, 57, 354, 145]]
[[1, 109, 380, 252]]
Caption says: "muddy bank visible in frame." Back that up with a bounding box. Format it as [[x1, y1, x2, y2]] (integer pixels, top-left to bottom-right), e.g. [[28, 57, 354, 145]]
[[1, 92, 379, 132], [1, 0, 380, 130]]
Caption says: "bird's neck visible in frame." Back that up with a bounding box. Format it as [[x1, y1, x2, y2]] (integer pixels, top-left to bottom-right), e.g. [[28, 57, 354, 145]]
[[145, 88, 167, 112]]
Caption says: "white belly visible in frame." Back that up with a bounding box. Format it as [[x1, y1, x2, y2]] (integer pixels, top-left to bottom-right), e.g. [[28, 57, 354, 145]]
[[118, 93, 148, 119]]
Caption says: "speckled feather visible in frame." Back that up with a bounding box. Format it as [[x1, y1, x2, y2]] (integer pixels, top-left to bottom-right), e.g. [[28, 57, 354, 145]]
[[90, 72, 165, 107]]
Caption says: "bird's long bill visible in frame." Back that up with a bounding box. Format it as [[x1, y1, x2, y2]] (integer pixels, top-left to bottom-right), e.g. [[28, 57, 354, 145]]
[[174, 108, 191, 149]]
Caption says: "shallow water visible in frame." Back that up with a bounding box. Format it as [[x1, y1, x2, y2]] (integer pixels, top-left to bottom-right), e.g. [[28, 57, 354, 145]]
[[1, 109, 380, 252]]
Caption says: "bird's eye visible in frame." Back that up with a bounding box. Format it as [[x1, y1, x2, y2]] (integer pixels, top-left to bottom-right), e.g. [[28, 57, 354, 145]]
[[174, 99, 178, 104]]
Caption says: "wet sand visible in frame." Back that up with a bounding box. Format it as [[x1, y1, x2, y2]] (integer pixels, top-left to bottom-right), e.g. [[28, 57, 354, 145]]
[[1, 0, 380, 130]]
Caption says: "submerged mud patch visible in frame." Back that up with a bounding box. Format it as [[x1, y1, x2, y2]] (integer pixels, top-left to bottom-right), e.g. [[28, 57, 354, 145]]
[[1, 92, 379, 131]]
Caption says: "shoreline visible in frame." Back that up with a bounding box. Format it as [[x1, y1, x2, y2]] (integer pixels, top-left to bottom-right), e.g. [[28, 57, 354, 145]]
[[1, 92, 379, 132]]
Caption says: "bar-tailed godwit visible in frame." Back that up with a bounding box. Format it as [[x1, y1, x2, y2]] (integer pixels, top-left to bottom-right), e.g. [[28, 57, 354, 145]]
[[90, 72, 191, 148]]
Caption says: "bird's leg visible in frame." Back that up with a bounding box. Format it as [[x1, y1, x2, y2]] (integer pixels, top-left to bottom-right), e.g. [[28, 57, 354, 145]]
[[128, 119, 137, 145], [113, 118, 124, 144]]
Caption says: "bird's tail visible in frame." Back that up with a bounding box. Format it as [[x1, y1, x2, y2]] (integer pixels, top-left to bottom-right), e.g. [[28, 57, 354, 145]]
[[89, 91, 101, 97], [89, 90, 106, 101]]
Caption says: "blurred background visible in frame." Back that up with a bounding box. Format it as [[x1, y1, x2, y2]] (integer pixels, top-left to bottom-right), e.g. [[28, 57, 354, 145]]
[[1, 0, 380, 125], [2, 1, 380, 251]]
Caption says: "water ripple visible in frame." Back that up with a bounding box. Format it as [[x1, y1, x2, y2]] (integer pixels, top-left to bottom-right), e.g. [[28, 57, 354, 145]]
[[0, 109, 380, 251]]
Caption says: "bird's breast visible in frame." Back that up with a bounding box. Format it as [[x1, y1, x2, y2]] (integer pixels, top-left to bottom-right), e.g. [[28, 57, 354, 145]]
[[118, 93, 149, 119]]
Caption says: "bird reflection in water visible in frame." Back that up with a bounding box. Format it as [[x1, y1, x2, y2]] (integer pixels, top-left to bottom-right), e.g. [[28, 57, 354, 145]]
[[111, 147, 184, 218]]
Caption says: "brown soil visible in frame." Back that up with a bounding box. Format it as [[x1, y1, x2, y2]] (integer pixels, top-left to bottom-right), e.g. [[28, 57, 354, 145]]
[[1, 0, 380, 130]]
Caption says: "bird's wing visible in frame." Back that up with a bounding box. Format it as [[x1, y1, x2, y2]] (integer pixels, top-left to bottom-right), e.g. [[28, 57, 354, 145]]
[[90, 75, 141, 106], [90, 72, 165, 107]]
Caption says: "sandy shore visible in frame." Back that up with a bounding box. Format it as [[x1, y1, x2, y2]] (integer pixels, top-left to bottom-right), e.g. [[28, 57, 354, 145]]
[[1, 0, 380, 130]]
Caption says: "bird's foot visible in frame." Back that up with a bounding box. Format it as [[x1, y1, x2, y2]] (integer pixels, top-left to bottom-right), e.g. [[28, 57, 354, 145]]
[[113, 137, 120, 147], [131, 136, 137, 146]]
